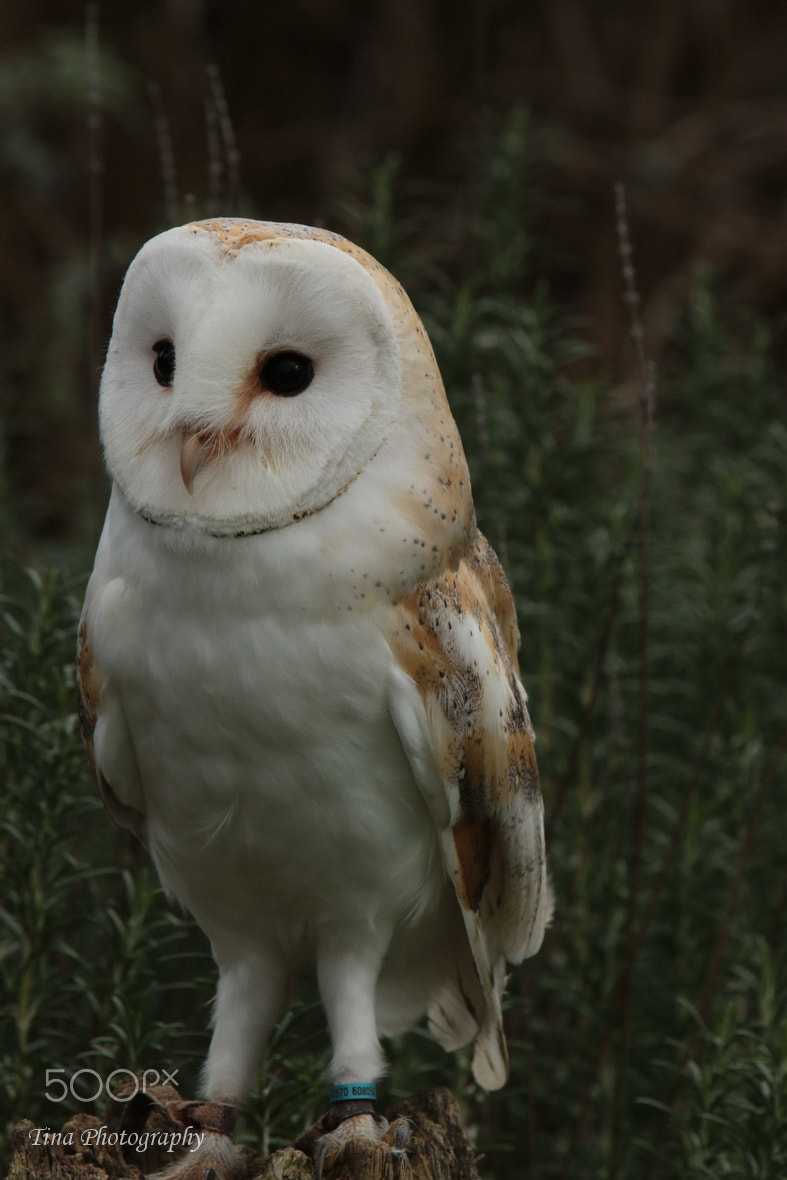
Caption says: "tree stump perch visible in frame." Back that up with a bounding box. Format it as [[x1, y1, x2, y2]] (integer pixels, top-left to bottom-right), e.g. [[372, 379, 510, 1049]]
[[6, 1087, 482, 1180]]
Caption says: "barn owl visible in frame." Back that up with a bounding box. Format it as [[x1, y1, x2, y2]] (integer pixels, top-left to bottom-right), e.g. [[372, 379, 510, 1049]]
[[78, 218, 550, 1179]]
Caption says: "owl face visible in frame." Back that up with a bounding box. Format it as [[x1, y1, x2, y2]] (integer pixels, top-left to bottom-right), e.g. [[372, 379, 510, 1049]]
[[99, 222, 402, 536]]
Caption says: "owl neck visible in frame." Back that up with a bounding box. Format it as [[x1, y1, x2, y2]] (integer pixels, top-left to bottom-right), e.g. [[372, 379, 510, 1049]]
[[134, 505, 277, 540]]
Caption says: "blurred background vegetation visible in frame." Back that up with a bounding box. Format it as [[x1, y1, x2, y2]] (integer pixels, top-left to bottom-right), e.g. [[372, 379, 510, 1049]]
[[2, 2, 787, 1178]]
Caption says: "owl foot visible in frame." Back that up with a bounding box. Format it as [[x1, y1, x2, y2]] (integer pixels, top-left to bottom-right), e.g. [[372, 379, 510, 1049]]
[[295, 1105, 411, 1180], [147, 1130, 245, 1180]]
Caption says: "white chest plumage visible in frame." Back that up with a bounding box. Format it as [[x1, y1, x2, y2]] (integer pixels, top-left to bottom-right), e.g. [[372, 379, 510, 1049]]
[[88, 490, 443, 953]]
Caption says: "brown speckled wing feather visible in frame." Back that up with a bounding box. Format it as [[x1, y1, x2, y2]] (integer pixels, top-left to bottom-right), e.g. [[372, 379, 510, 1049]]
[[77, 614, 146, 841], [388, 530, 550, 1089]]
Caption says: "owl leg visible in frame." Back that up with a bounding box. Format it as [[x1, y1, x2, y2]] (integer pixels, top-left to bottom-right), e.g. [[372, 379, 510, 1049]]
[[202, 952, 287, 1102], [317, 938, 386, 1084], [293, 936, 411, 1178], [150, 954, 286, 1180]]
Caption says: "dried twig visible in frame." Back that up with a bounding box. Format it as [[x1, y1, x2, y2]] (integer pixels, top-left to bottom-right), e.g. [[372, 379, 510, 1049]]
[[149, 81, 179, 226], [545, 511, 637, 839], [206, 63, 241, 210], [85, 1, 103, 409], [205, 93, 223, 210], [608, 180, 656, 1180]]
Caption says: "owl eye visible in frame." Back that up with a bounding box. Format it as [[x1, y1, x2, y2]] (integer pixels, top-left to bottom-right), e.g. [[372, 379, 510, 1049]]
[[260, 351, 314, 397], [152, 339, 176, 387]]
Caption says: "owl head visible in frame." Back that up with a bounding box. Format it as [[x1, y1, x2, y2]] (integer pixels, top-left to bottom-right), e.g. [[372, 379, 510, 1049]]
[[100, 218, 472, 554]]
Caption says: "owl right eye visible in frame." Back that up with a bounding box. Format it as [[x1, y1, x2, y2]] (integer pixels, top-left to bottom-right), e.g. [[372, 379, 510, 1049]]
[[152, 340, 176, 387]]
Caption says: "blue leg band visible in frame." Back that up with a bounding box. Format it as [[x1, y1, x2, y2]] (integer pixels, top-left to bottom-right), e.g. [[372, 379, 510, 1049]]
[[329, 1082, 377, 1103]]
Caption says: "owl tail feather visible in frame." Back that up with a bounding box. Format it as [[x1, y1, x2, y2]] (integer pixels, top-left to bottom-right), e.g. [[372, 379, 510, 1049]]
[[427, 973, 481, 1052], [470, 1003, 509, 1091]]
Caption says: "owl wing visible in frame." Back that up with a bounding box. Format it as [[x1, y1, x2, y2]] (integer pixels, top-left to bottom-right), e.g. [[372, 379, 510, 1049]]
[[77, 608, 147, 843], [387, 530, 550, 1090]]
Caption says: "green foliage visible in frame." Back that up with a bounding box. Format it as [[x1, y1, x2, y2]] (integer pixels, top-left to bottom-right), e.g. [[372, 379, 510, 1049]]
[[641, 944, 787, 1178], [2, 107, 786, 1178], [0, 28, 138, 560], [0, 31, 136, 192], [0, 567, 213, 1152]]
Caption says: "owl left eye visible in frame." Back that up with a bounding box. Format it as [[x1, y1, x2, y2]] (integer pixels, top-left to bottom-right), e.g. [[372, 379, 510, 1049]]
[[260, 351, 314, 397]]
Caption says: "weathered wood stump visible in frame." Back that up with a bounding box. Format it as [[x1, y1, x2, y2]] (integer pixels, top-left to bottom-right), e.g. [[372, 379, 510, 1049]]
[[6, 1086, 481, 1180]]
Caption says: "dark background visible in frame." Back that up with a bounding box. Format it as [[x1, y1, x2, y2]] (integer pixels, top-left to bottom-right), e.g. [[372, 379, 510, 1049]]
[[3, 0, 787, 554]]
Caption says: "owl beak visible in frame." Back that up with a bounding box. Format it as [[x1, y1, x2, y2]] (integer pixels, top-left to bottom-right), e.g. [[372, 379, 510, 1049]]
[[179, 431, 212, 495]]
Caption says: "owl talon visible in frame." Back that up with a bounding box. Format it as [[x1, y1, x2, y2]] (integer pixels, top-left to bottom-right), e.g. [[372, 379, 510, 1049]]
[[383, 1118, 412, 1177], [312, 1135, 340, 1180], [300, 1111, 412, 1179]]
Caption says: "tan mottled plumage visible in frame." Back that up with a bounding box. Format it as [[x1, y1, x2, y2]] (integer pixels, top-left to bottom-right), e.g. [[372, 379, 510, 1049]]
[[79, 218, 550, 1168], [77, 616, 146, 842], [388, 534, 548, 1085]]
